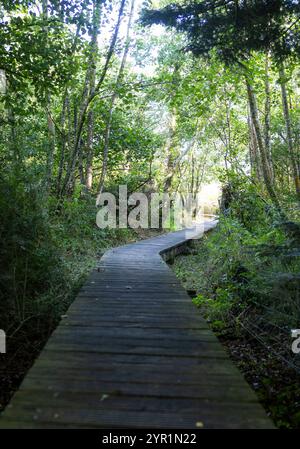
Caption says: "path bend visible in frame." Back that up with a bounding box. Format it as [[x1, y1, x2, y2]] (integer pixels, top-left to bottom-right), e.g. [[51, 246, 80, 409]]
[[0, 220, 274, 429]]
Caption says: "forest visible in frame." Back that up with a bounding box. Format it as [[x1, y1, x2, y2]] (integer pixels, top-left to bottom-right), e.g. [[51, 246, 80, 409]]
[[0, 0, 300, 430]]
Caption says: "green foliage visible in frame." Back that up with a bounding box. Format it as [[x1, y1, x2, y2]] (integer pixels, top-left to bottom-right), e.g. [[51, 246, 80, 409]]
[[174, 179, 299, 332], [0, 9, 79, 98], [0, 178, 64, 329], [0, 177, 136, 338], [2, 0, 300, 427], [173, 182, 300, 427], [219, 172, 279, 231]]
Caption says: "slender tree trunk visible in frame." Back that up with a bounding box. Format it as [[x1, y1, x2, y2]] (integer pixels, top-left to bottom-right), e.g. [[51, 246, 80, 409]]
[[42, 0, 56, 193], [190, 152, 195, 196], [224, 99, 231, 173], [279, 63, 300, 204], [57, 92, 69, 193], [76, 0, 101, 193], [85, 110, 94, 190], [84, 0, 99, 192], [163, 110, 177, 193], [264, 51, 274, 182], [96, 0, 136, 202], [248, 107, 262, 181], [78, 142, 85, 187], [55, 4, 84, 196], [196, 155, 207, 194], [64, 104, 78, 195], [245, 77, 281, 209], [8, 106, 21, 176], [61, 0, 126, 197], [248, 112, 256, 177], [45, 107, 56, 190]]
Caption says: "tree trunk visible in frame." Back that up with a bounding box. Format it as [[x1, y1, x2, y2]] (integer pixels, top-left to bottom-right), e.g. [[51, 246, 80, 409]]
[[245, 77, 280, 209], [279, 64, 300, 204], [45, 106, 56, 191], [85, 110, 94, 191], [78, 141, 85, 187], [163, 110, 178, 193], [264, 52, 274, 183], [82, 0, 100, 192], [42, 0, 56, 193], [96, 0, 136, 202], [248, 108, 262, 181], [57, 92, 69, 194], [61, 0, 126, 197]]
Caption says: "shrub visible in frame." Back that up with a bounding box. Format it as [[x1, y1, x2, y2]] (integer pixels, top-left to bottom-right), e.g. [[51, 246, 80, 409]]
[[0, 178, 65, 332]]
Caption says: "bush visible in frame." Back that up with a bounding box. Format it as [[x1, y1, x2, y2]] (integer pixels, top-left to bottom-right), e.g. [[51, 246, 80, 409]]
[[0, 178, 65, 332], [172, 183, 300, 428], [219, 172, 279, 232], [174, 172, 300, 335], [0, 180, 137, 338]]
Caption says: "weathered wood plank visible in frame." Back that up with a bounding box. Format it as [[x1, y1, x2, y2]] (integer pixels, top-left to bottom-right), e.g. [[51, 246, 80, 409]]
[[2, 405, 273, 429]]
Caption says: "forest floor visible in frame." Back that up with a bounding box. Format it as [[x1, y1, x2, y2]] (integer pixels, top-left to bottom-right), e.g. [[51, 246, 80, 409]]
[[218, 331, 300, 428], [171, 229, 300, 429]]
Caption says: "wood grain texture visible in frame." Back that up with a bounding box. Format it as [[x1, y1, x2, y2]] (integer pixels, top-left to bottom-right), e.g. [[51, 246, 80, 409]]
[[0, 221, 274, 429]]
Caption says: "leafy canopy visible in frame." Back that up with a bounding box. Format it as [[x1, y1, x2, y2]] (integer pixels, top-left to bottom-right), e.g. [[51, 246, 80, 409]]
[[141, 1, 300, 62]]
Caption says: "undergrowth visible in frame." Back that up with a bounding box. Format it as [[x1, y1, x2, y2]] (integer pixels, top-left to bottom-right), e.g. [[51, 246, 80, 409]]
[[0, 179, 136, 410], [173, 178, 300, 428]]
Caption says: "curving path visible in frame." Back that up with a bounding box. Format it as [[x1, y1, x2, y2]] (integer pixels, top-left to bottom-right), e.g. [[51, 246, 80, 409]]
[[0, 221, 274, 428]]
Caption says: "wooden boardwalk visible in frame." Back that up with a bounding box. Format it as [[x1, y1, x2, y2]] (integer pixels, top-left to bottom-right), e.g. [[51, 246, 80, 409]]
[[0, 221, 274, 428]]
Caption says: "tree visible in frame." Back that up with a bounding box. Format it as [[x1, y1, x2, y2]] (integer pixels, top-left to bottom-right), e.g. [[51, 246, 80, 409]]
[[141, 0, 300, 210], [141, 1, 300, 62]]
